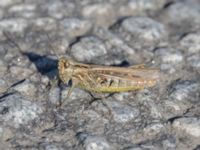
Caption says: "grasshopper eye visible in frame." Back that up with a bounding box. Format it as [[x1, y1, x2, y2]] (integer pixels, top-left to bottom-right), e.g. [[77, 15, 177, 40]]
[[64, 62, 70, 68]]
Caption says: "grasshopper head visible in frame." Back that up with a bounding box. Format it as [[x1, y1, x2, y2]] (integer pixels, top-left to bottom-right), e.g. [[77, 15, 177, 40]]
[[58, 57, 75, 84]]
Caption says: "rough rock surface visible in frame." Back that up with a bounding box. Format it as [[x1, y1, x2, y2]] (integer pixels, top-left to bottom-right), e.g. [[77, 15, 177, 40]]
[[0, 0, 200, 150]]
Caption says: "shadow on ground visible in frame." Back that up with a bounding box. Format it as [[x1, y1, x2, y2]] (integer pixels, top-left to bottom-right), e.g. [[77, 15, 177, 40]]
[[23, 52, 58, 79]]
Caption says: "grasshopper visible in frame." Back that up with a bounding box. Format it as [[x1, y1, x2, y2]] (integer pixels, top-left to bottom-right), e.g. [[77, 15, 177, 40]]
[[58, 57, 160, 98]]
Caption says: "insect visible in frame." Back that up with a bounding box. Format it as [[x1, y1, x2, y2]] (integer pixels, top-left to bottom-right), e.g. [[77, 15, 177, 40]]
[[58, 57, 160, 99]]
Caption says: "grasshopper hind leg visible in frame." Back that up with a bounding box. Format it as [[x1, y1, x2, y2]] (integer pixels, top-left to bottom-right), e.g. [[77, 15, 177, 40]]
[[88, 92, 114, 105], [88, 92, 115, 120], [129, 64, 145, 69]]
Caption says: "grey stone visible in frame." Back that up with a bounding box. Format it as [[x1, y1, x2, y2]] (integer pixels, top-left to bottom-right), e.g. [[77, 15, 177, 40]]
[[0, 93, 43, 128], [40, 144, 65, 150], [0, 18, 28, 33], [161, 136, 177, 150], [10, 55, 31, 67], [31, 17, 57, 31], [8, 4, 37, 18], [127, 0, 165, 12], [137, 139, 175, 150], [172, 117, 200, 138], [134, 89, 163, 120], [82, 3, 115, 27], [161, 80, 199, 119], [107, 128, 137, 145], [0, 60, 7, 77], [180, 33, 200, 54], [119, 0, 166, 17], [9, 65, 33, 80], [0, 0, 22, 7], [71, 28, 138, 65], [0, 126, 12, 140], [155, 48, 183, 64], [83, 135, 113, 150], [131, 122, 167, 144], [13, 79, 37, 97], [154, 48, 183, 73], [9, 4, 36, 13], [169, 80, 199, 103], [159, 64, 176, 74], [187, 54, 200, 69], [48, 86, 60, 105], [93, 28, 136, 64], [118, 17, 167, 49], [60, 18, 92, 38], [48, 37, 70, 55], [165, 2, 200, 29], [71, 36, 107, 63], [42, 1, 75, 19], [0, 8, 4, 19], [0, 78, 8, 93], [105, 100, 140, 123], [123, 135, 177, 150]]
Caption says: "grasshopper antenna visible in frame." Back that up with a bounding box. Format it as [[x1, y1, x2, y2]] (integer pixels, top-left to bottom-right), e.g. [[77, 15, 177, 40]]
[[45, 33, 60, 60], [3, 31, 24, 54]]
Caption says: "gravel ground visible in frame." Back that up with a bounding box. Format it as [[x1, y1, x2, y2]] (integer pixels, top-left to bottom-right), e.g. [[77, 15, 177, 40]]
[[0, 0, 200, 150]]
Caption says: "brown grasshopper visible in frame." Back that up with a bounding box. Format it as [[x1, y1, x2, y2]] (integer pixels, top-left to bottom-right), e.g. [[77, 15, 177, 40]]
[[58, 57, 160, 98]]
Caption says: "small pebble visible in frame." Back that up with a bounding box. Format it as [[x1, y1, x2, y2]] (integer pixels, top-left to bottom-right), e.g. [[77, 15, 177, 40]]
[[172, 117, 200, 138], [9, 66, 33, 80], [180, 33, 200, 54], [0, 93, 43, 128], [0, 18, 28, 33], [82, 4, 115, 27], [119, 17, 167, 49], [13, 79, 37, 97], [60, 18, 92, 37], [71, 36, 107, 63], [83, 135, 113, 150], [106, 100, 140, 123], [187, 55, 200, 69]]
